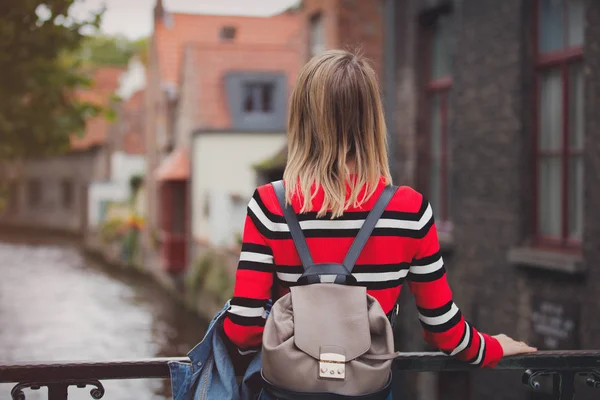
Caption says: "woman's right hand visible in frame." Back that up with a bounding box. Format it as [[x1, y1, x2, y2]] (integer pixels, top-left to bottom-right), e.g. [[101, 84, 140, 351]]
[[493, 334, 538, 357]]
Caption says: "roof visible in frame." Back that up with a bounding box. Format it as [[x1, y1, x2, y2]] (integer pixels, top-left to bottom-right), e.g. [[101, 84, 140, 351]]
[[154, 147, 190, 181], [70, 67, 123, 151], [182, 42, 301, 129], [154, 12, 302, 86]]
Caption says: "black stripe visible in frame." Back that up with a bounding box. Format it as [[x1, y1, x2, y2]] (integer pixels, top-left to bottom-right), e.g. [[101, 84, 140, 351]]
[[357, 278, 407, 290], [274, 265, 305, 273], [411, 251, 442, 266], [275, 263, 409, 274], [256, 189, 428, 222], [250, 221, 436, 241], [274, 276, 406, 290], [407, 266, 446, 283], [252, 190, 286, 223], [444, 322, 470, 356], [226, 312, 266, 327], [465, 324, 475, 356], [238, 260, 274, 272], [241, 243, 272, 255], [419, 310, 463, 333], [466, 334, 484, 365], [417, 300, 454, 318], [237, 344, 261, 353], [230, 297, 269, 308]]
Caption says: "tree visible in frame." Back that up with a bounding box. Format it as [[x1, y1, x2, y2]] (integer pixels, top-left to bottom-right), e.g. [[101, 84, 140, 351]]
[[0, 0, 103, 163], [78, 35, 135, 67]]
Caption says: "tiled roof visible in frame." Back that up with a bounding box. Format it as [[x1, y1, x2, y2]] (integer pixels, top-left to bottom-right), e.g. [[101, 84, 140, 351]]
[[154, 146, 190, 181], [154, 11, 302, 86], [185, 43, 301, 129], [70, 67, 123, 151]]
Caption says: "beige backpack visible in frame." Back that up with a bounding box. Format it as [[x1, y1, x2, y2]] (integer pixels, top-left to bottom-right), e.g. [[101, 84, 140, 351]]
[[261, 181, 399, 399]]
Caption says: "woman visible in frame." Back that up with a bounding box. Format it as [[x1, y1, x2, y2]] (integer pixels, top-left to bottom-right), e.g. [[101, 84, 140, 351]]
[[223, 50, 536, 398]]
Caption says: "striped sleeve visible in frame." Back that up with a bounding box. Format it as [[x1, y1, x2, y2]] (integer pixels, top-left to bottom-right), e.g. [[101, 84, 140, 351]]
[[223, 190, 274, 355], [407, 198, 503, 368]]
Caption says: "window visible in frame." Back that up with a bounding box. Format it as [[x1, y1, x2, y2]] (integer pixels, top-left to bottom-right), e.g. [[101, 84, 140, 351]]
[[61, 180, 74, 208], [7, 181, 18, 213], [27, 180, 41, 208], [535, 0, 584, 246], [309, 13, 325, 58], [220, 26, 237, 41], [243, 83, 274, 113], [423, 13, 452, 223]]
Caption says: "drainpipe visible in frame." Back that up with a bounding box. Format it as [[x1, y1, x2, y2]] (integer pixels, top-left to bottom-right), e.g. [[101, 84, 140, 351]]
[[383, 0, 398, 182]]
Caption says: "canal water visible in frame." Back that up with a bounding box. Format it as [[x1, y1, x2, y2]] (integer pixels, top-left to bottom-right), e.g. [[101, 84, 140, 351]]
[[0, 237, 208, 400]]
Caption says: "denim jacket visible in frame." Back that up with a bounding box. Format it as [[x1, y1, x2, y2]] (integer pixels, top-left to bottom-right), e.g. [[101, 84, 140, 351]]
[[169, 301, 263, 400]]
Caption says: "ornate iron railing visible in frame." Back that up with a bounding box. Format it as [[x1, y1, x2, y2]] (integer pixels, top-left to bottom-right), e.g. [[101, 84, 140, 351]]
[[1, 351, 599, 399]]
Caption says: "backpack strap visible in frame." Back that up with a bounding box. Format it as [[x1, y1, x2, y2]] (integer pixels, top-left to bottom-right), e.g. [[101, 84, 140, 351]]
[[272, 180, 314, 268], [343, 185, 397, 272]]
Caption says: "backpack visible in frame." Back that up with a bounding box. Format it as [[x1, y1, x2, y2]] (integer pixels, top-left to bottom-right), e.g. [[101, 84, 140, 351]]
[[261, 180, 399, 399]]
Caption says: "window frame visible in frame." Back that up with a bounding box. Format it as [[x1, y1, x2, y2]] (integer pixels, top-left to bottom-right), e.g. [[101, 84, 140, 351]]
[[533, 0, 584, 249], [420, 11, 453, 224], [308, 12, 325, 59], [61, 179, 74, 209]]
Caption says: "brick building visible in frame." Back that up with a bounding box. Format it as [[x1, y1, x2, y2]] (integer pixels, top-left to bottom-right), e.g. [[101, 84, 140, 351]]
[[0, 67, 122, 235], [383, 0, 600, 399], [144, 1, 305, 271]]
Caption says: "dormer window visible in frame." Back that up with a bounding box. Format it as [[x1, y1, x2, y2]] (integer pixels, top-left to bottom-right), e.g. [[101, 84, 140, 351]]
[[243, 83, 274, 113], [220, 26, 237, 41]]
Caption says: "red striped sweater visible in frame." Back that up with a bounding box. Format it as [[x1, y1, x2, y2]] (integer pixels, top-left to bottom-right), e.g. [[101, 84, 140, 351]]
[[223, 179, 503, 367]]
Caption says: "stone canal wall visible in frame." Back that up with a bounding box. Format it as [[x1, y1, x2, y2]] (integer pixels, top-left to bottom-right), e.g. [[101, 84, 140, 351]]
[[84, 231, 239, 322]]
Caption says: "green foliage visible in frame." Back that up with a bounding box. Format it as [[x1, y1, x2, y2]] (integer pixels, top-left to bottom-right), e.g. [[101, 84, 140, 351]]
[[0, 0, 103, 162], [131, 37, 149, 66], [186, 251, 234, 305], [77, 35, 139, 67], [129, 174, 143, 195], [99, 217, 125, 244], [68, 35, 149, 69]]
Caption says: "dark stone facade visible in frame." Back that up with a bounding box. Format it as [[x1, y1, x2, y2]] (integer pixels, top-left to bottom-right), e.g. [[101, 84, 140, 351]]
[[389, 0, 600, 399]]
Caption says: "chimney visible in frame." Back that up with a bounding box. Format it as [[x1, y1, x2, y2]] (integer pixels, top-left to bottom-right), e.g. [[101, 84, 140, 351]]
[[154, 0, 165, 21]]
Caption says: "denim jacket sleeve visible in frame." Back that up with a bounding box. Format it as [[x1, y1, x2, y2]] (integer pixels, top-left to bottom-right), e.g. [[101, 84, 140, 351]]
[[168, 300, 263, 400]]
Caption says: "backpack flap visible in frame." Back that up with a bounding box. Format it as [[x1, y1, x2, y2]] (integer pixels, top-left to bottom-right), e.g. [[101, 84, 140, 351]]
[[291, 284, 371, 371]]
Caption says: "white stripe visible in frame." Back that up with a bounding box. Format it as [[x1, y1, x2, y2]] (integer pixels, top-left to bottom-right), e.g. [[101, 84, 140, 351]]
[[319, 275, 337, 283], [354, 269, 408, 282], [250, 199, 433, 233], [239, 251, 273, 264], [450, 322, 471, 356], [410, 257, 444, 275], [471, 332, 486, 365], [277, 272, 302, 282], [238, 347, 259, 356], [276, 270, 409, 283], [228, 305, 265, 318], [418, 303, 460, 326]]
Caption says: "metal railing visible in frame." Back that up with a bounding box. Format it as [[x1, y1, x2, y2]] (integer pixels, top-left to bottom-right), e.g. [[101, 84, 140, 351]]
[[1, 351, 599, 399]]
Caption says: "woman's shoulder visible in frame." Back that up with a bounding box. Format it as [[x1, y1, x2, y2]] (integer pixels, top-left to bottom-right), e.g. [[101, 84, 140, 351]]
[[388, 185, 427, 213]]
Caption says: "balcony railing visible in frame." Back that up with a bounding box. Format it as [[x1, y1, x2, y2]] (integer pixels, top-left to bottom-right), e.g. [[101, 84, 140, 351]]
[[1, 351, 599, 400]]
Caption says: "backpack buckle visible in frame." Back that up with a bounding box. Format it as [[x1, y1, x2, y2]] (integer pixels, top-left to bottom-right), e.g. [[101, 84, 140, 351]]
[[319, 352, 346, 380]]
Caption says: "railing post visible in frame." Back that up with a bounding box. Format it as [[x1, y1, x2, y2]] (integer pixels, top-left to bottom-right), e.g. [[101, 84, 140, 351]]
[[555, 372, 576, 400], [47, 383, 68, 400]]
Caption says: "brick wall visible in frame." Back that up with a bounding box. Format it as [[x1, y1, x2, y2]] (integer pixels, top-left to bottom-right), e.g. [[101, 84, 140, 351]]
[[301, 0, 384, 77]]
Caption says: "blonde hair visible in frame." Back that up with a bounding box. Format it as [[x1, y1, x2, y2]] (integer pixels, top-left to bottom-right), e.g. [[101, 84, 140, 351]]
[[283, 49, 392, 218]]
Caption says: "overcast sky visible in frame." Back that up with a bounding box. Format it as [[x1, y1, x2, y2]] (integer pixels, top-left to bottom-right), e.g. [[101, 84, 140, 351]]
[[71, 0, 301, 40]]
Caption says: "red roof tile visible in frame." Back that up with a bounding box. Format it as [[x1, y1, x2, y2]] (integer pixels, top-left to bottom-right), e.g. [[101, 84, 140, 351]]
[[70, 67, 123, 151], [154, 12, 302, 85], [155, 147, 190, 181], [185, 43, 301, 129]]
